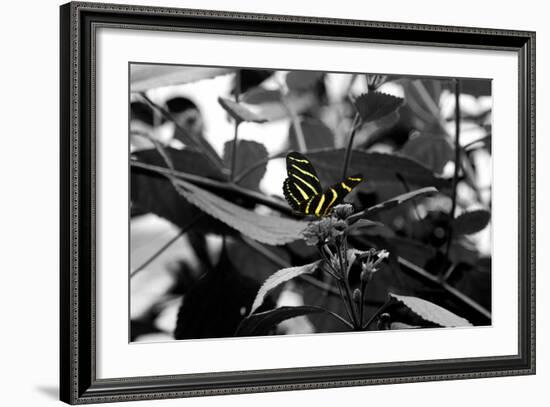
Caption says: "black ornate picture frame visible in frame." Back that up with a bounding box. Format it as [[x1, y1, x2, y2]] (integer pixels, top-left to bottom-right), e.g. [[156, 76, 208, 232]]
[[60, 1, 535, 404]]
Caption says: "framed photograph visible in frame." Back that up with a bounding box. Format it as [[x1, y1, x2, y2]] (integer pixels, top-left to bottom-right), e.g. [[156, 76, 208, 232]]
[[60, 1, 535, 404]]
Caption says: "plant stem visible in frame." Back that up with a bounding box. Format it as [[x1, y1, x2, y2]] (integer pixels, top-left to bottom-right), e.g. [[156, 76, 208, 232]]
[[337, 245, 360, 329], [348, 234, 491, 322], [234, 145, 347, 185], [398, 256, 491, 321], [131, 160, 295, 216], [445, 79, 461, 258], [138, 92, 225, 172], [318, 247, 356, 325], [396, 173, 421, 220], [341, 279, 360, 329], [290, 112, 307, 153], [359, 275, 370, 327], [322, 310, 355, 330], [230, 72, 241, 181], [363, 298, 392, 330], [233, 151, 286, 184], [341, 113, 360, 179], [130, 214, 203, 277], [336, 282, 356, 326], [410, 80, 448, 134], [230, 123, 240, 181], [239, 235, 342, 297]]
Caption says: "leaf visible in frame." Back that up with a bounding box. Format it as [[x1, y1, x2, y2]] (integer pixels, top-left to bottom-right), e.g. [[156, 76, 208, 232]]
[[131, 151, 229, 234], [348, 219, 395, 239], [241, 88, 282, 104], [235, 306, 325, 336], [302, 284, 353, 332], [131, 65, 233, 92], [445, 78, 492, 97], [249, 261, 321, 315], [348, 219, 386, 231], [387, 236, 438, 269], [401, 79, 444, 133], [353, 92, 404, 123], [226, 240, 291, 284], [286, 71, 324, 92], [223, 140, 268, 190], [239, 88, 316, 121], [237, 69, 275, 94], [348, 187, 438, 223], [448, 239, 480, 265], [451, 210, 491, 235], [400, 133, 454, 174], [218, 97, 268, 123], [172, 178, 308, 245], [288, 117, 335, 151], [390, 322, 420, 330], [304, 149, 450, 190], [174, 249, 274, 340], [389, 293, 472, 327], [133, 148, 226, 181]]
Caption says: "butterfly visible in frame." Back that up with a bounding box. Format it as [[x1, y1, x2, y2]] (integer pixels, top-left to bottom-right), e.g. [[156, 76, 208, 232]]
[[282, 151, 363, 217]]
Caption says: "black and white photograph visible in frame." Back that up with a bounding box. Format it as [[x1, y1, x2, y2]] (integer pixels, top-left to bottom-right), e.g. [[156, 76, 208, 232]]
[[0, 0, 544, 404], [129, 64, 493, 342]]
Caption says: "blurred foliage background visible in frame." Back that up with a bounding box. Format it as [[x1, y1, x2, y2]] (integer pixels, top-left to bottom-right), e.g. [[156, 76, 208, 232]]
[[129, 65, 492, 342]]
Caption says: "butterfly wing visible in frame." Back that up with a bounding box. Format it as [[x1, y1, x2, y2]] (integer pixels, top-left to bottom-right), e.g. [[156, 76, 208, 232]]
[[314, 174, 364, 216], [283, 152, 323, 213], [283, 178, 306, 211], [282, 152, 363, 217]]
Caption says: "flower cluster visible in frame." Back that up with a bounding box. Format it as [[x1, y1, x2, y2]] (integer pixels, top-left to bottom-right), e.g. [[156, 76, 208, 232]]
[[300, 203, 390, 330], [358, 248, 389, 282], [302, 204, 353, 246]]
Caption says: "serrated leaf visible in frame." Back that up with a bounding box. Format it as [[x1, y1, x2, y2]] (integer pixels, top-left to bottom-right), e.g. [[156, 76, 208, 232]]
[[235, 306, 325, 336], [218, 97, 268, 123], [286, 71, 324, 92], [133, 148, 226, 180], [354, 92, 404, 123], [249, 261, 321, 315], [173, 178, 308, 245], [131, 65, 233, 92], [451, 210, 491, 235], [288, 117, 335, 151], [131, 149, 229, 234], [348, 187, 438, 223], [305, 149, 449, 190], [223, 140, 268, 190], [400, 133, 455, 174], [389, 293, 472, 327]]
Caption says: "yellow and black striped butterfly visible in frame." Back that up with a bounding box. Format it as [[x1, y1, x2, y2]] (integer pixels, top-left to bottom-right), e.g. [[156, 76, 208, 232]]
[[282, 151, 363, 217]]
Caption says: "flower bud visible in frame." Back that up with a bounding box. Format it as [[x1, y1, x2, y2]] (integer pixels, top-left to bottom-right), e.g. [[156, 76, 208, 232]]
[[332, 203, 354, 220], [377, 250, 389, 261], [377, 312, 391, 330], [352, 288, 362, 303]]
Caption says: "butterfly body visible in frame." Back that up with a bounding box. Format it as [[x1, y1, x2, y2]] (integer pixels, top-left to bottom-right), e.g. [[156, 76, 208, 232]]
[[283, 152, 363, 217]]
